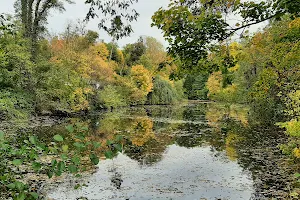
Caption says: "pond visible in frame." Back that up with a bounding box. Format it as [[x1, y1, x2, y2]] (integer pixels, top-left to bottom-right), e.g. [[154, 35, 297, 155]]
[[29, 103, 291, 199]]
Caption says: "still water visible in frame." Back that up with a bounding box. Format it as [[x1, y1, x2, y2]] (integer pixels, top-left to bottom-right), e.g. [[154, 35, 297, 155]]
[[39, 103, 290, 200]]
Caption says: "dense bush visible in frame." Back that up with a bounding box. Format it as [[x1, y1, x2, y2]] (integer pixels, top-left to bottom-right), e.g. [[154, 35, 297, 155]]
[[0, 90, 33, 120]]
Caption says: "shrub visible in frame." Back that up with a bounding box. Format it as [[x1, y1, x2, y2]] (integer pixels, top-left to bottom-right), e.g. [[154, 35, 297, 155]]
[[0, 90, 33, 120]]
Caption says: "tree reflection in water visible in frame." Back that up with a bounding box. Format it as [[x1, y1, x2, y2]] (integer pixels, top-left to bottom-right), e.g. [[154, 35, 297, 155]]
[[37, 103, 294, 199]]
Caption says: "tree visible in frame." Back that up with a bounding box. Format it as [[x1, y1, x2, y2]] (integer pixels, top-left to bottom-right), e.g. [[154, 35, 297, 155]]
[[85, 0, 139, 40], [123, 37, 146, 66], [131, 65, 153, 96], [85, 30, 99, 44], [148, 75, 180, 105], [14, 0, 139, 59], [152, 0, 300, 69], [143, 37, 167, 69], [14, 0, 74, 59], [0, 25, 35, 119]]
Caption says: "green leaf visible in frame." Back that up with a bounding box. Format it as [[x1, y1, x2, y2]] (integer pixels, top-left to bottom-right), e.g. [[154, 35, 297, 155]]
[[16, 192, 26, 200], [29, 136, 37, 145], [32, 162, 41, 171], [90, 153, 100, 165], [68, 164, 78, 173], [57, 161, 65, 172], [114, 144, 122, 152], [71, 156, 80, 165], [53, 134, 64, 142], [74, 142, 85, 149], [29, 151, 38, 160], [106, 140, 113, 146], [115, 135, 123, 141], [61, 153, 68, 161], [62, 145, 69, 152], [47, 170, 54, 178], [30, 192, 39, 199], [7, 183, 15, 189], [15, 181, 24, 191], [51, 159, 57, 167], [12, 159, 22, 166], [92, 142, 101, 149], [66, 125, 74, 133], [75, 134, 85, 141], [75, 174, 81, 178], [37, 143, 47, 151], [105, 151, 113, 159], [55, 170, 62, 176]]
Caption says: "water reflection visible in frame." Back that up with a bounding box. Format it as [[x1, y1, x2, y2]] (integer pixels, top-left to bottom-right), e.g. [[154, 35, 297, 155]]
[[43, 103, 291, 199]]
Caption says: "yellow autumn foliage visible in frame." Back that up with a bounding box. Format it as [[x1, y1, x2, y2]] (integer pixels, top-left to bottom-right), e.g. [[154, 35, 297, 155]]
[[289, 17, 300, 29], [229, 42, 242, 60], [206, 71, 223, 97], [70, 87, 92, 111], [293, 148, 300, 158], [89, 43, 109, 61], [131, 65, 153, 95]]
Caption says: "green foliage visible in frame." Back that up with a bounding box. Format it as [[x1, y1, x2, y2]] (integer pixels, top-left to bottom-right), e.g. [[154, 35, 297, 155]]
[[152, 0, 300, 69], [85, 0, 139, 39], [99, 85, 126, 109], [174, 79, 185, 100], [85, 30, 99, 45], [0, 10, 185, 121], [284, 90, 300, 119], [0, 124, 124, 199], [0, 90, 33, 120], [183, 74, 209, 100], [148, 75, 181, 105], [0, 30, 33, 90], [106, 42, 122, 63], [152, 5, 227, 68], [123, 37, 146, 66], [278, 120, 300, 137]]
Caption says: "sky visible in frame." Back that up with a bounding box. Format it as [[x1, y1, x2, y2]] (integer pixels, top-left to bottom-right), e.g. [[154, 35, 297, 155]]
[[0, 0, 268, 48], [0, 0, 170, 47]]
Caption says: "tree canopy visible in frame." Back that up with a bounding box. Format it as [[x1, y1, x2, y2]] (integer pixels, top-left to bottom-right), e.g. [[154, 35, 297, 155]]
[[152, 0, 300, 69]]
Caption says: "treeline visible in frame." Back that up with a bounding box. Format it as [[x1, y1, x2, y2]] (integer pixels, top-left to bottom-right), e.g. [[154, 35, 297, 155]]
[[0, 18, 185, 120], [184, 17, 300, 159]]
